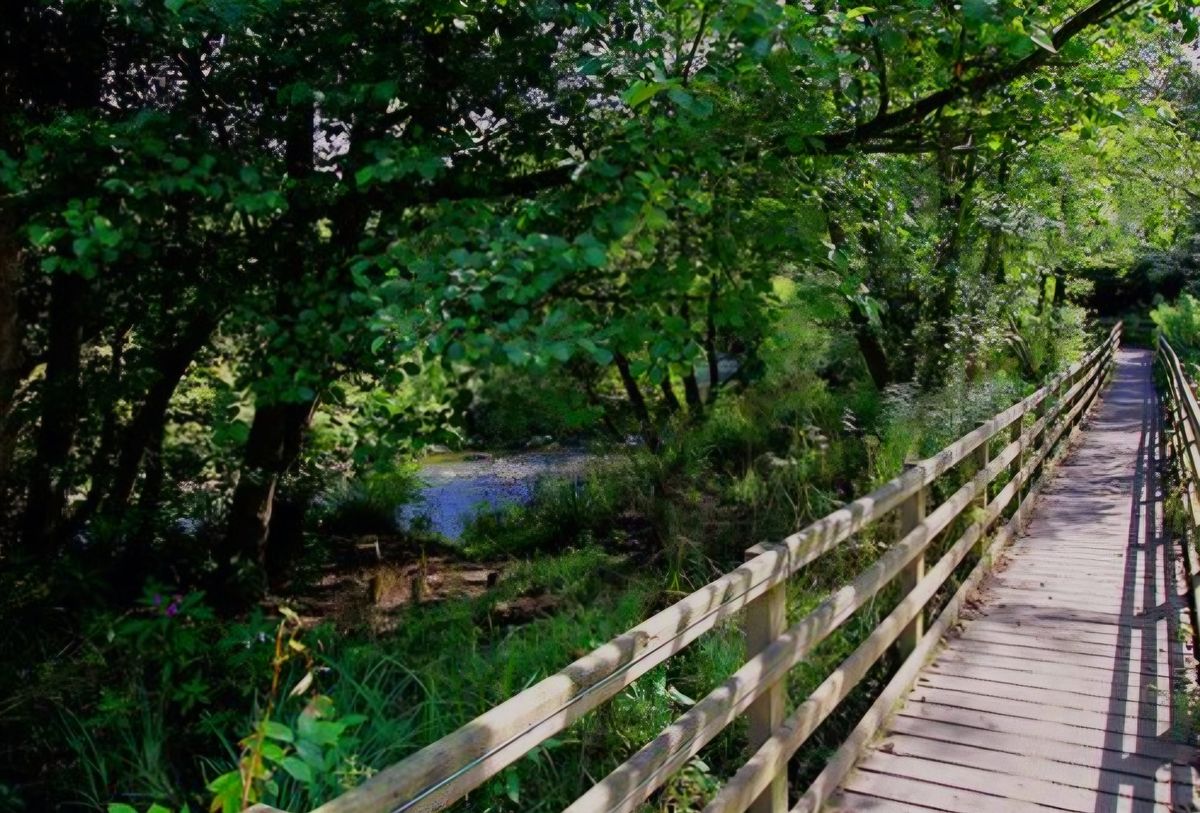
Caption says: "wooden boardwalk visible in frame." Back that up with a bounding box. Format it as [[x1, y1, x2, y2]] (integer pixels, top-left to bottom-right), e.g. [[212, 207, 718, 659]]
[[832, 349, 1199, 812]]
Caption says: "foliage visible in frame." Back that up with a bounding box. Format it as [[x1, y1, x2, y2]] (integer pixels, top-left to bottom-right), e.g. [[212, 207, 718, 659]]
[[1152, 293, 1200, 365], [4, 0, 1200, 810], [207, 608, 365, 813]]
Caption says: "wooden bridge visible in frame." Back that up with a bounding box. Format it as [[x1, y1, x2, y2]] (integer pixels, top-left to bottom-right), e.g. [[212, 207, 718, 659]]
[[264, 324, 1200, 813], [829, 346, 1196, 812]]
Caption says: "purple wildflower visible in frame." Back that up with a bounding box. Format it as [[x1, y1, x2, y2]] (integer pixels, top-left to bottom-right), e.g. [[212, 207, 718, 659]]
[[166, 602, 180, 617], [151, 594, 163, 606]]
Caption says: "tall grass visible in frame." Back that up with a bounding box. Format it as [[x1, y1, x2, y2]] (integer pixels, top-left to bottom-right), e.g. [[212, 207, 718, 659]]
[[43, 294, 1094, 812]]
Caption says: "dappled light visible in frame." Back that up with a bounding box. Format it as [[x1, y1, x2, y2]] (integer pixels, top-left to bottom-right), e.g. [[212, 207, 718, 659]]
[[5, 3, 1200, 813]]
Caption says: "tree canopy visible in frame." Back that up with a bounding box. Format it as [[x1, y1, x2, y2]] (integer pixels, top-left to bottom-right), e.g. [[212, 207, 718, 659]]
[[1, 0, 1197, 591]]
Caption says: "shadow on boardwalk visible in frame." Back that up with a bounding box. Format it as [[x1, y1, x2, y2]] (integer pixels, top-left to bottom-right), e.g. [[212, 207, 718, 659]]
[[832, 349, 1198, 813]]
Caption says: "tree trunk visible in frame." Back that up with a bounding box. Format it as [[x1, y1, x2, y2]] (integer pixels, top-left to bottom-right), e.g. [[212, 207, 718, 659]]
[[848, 300, 892, 389], [613, 351, 657, 449], [659, 375, 681, 414], [93, 311, 219, 524], [220, 397, 318, 591], [823, 204, 893, 389], [218, 96, 318, 599], [677, 301, 703, 414], [682, 371, 703, 413], [981, 152, 1011, 284], [22, 274, 86, 553], [705, 275, 720, 404], [0, 207, 22, 542], [75, 323, 130, 522], [919, 139, 979, 388]]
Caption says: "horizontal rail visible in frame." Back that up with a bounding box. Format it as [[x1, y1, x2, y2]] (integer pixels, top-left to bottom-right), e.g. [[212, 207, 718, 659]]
[[300, 323, 1120, 813]]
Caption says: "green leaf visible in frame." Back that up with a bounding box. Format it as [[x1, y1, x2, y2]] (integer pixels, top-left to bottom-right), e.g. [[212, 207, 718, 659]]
[[281, 755, 314, 784], [262, 720, 294, 742], [107, 805, 139, 813], [622, 80, 663, 108], [164, 0, 186, 12], [844, 6, 875, 19], [962, 0, 997, 22], [581, 245, 607, 268], [1030, 29, 1056, 52]]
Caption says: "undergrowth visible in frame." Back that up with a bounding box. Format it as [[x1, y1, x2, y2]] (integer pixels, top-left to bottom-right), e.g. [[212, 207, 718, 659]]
[[2, 302, 1093, 813]]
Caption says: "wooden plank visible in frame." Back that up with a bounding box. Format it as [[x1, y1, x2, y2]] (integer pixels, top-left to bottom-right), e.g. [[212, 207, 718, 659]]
[[984, 593, 1152, 616], [951, 625, 1159, 658], [906, 684, 1170, 736], [924, 654, 1171, 703], [874, 732, 1171, 800], [939, 638, 1167, 676], [841, 768, 1055, 813], [992, 564, 1149, 582], [895, 701, 1190, 762], [854, 750, 1175, 812], [929, 649, 1167, 688], [887, 715, 1182, 776], [994, 564, 1149, 581], [741, 580, 786, 813], [954, 618, 1171, 653], [967, 606, 1159, 629], [988, 580, 1155, 603], [954, 616, 1143, 645], [914, 671, 1165, 720], [827, 790, 943, 812]]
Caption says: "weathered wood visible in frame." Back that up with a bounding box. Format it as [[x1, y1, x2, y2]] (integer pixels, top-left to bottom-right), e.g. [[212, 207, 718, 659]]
[[790, 511, 1011, 813], [852, 750, 1176, 813], [826, 345, 1196, 813], [1158, 335, 1200, 671], [742, 574, 787, 813], [972, 421, 989, 556], [794, 339, 1122, 813], [909, 684, 1166, 735], [563, 455, 993, 812], [896, 461, 927, 657], [873, 730, 1169, 796], [704, 463, 1012, 813]]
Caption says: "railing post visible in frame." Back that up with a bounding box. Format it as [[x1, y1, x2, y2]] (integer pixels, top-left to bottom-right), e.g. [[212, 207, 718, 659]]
[[973, 423, 990, 556], [1031, 380, 1051, 481], [1009, 415, 1024, 529], [898, 461, 927, 657], [743, 550, 788, 813]]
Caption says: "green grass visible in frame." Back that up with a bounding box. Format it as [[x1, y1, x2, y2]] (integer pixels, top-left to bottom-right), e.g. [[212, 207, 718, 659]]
[[22, 298, 1097, 813]]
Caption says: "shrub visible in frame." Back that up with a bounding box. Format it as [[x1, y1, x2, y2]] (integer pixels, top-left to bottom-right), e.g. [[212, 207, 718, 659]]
[[1152, 293, 1200, 363], [317, 464, 422, 537]]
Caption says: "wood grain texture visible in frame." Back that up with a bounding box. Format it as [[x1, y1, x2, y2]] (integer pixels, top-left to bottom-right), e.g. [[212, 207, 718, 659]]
[[831, 349, 1199, 813]]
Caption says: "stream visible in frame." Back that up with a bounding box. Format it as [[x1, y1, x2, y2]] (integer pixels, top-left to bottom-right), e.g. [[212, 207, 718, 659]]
[[397, 449, 594, 541]]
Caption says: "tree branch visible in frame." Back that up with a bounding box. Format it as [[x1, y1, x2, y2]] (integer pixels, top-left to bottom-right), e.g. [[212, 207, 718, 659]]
[[819, 0, 1134, 151]]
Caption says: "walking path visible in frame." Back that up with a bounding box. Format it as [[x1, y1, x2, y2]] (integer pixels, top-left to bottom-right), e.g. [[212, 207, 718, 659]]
[[832, 349, 1199, 812]]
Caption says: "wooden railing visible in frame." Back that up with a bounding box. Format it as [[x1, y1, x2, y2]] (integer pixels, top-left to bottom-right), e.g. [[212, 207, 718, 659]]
[[1154, 335, 1200, 665], [271, 324, 1120, 813]]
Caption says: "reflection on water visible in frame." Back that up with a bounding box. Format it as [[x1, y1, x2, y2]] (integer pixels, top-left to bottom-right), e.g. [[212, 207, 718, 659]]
[[397, 450, 593, 541]]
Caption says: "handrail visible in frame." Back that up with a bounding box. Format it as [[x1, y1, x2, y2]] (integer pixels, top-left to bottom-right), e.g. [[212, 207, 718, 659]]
[[281, 323, 1120, 813], [1153, 335, 1200, 668]]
